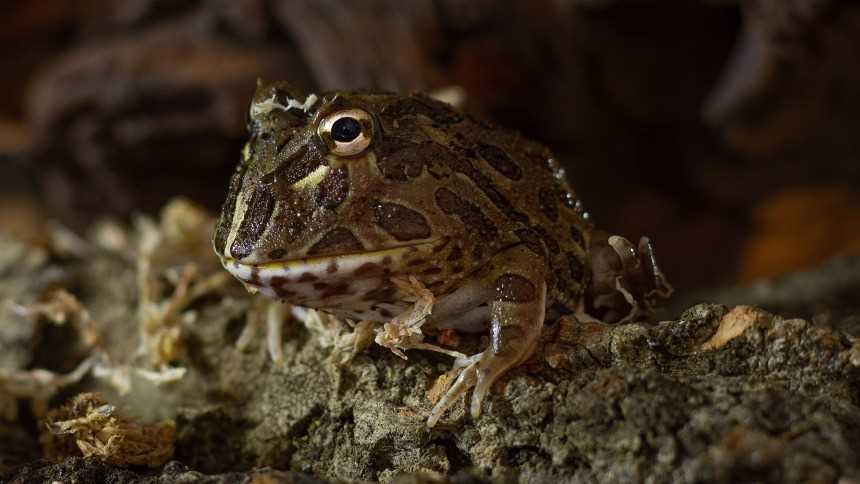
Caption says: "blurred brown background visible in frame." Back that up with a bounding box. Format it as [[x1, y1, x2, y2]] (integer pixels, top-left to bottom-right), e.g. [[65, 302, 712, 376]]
[[1, 0, 859, 291]]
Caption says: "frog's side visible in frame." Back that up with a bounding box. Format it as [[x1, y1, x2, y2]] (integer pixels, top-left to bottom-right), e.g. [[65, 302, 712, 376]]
[[213, 81, 671, 427]]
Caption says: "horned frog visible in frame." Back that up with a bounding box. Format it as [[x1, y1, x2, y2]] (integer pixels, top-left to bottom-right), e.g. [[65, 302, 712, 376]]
[[213, 81, 672, 427]]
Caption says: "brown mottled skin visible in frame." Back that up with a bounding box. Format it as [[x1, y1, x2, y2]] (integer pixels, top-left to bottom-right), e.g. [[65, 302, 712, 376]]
[[213, 81, 670, 426]]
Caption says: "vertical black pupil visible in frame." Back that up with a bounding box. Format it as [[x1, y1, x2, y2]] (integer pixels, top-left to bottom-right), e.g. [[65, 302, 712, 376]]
[[331, 117, 362, 142]]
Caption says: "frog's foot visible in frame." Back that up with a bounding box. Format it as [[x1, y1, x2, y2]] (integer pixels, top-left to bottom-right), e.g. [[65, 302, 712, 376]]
[[588, 233, 673, 323], [426, 244, 547, 427], [427, 316, 542, 427], [427, 353, 480, 428]]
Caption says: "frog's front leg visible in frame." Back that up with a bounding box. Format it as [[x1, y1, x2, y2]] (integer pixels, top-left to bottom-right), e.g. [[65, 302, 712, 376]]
[[427, 244, 546, 427]]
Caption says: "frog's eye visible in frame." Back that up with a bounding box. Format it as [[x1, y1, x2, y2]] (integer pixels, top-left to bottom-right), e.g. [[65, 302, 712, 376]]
[[318, 108, 374, 157]]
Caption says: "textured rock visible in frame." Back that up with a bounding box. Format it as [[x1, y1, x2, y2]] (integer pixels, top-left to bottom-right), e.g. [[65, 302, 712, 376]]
[[2, 210, 860, 483]]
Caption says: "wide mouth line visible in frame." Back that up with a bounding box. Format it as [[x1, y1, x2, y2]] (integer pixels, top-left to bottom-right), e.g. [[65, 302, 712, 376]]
[[219, 240, 440, 269]]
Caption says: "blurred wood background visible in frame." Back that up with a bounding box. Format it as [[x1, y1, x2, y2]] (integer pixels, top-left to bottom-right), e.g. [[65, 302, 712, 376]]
[[1, 0, 859, 290]]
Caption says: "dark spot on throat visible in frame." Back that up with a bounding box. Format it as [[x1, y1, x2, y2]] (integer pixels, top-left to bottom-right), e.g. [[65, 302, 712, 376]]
[[353, 262, 384, 277], [297, 272, 318, 283]]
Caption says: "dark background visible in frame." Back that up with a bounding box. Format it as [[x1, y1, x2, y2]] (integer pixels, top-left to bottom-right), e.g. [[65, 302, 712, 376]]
[[1, 0, 859, 291]]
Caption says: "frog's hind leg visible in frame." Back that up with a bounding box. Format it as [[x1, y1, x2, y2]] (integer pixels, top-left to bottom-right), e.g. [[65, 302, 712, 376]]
[[427, 244, 546, 427], [471, 279, 545, 416]]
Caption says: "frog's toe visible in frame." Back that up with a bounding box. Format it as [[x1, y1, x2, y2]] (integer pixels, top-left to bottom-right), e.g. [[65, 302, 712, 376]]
[[426, 356, 480, 428], [470, 352, 520, 419]]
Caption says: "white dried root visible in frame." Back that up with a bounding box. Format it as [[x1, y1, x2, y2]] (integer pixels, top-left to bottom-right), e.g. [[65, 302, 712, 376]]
[[0, 355, 96, 419], [92, 358, 187, 397], [375, 276, 466, 360], [251, 93, 318, 118], [133, 202, 231, 368], [249, 301, 375, 365], [296, 305, 365, 363], [9, 289, 99, 347]]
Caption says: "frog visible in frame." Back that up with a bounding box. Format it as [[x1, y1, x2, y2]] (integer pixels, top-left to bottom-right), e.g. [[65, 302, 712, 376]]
[[212, 80, 672, 427]]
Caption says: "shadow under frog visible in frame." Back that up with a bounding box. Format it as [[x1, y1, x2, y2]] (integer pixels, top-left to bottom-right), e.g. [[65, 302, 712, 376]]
[[213, 80, 672, 427]]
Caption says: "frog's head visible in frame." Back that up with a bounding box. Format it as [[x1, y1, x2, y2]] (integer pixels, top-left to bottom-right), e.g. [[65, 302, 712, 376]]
[[212, 81, 471, 310]]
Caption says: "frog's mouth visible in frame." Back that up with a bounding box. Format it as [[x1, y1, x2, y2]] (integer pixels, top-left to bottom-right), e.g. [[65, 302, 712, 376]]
[[218, 241, 439, 291]]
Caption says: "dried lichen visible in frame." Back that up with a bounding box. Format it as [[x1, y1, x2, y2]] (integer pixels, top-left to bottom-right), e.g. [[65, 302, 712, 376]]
[[41, 393, 175, 468], [375, 275, 465, 360]]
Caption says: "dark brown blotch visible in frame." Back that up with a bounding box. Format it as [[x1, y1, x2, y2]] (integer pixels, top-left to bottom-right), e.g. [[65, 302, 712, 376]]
[[353, 262, 384, 278], [259, 146, 323, 187], [274, 287, 296, 298], [268, 248, 287, 260], [321, 282, 351, 299], [428, 280, 445, 290], [525, 149, 555, 173], [447, 244, 463, 261], [444, 150, 529, 225], [539, 187, 559, 222], [229, 187, 276, 260], [316, 167, 350, 209], [495, 274, 538, 303], [376, 137, 431, 181], [568, 253, 585, 282], [308, 228, 364, 256], [432, 237, 451, 253], [478, 143, 522, 180], [515, 228, 546, 259], [363, 284, 398, 303], [382, 94, 464, 124], [297, 272, 318, 283], [533, 225, 560, 254], [435, 188, 498, 241], [248, 267, 262, 286], [214, 165, 246, 255], [373, 202, 432, 241], [570, 226, 585, 247]]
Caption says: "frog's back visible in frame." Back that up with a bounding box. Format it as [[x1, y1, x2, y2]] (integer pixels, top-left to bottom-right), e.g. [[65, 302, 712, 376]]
[[370, 92, 593, 312]]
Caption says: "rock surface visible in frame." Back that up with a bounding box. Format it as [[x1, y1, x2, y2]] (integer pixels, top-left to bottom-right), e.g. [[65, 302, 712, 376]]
[[2, 206, 860, 483]]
